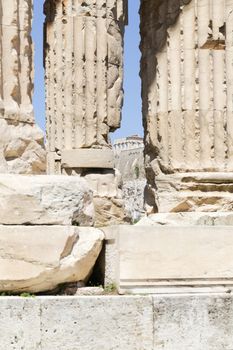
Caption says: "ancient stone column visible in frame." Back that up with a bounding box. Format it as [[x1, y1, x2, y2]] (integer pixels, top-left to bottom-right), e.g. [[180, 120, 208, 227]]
[[44, 0, 128, 174], [140, 0, 233, 213], [0, 0, 46, 174]]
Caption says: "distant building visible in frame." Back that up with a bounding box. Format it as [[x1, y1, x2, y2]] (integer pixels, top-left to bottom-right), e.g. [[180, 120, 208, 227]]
[[113, 135, 144, 155], [113, 135, 146, 221]]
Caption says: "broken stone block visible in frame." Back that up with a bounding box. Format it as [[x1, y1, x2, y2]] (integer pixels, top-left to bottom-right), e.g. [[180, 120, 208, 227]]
[[0, 226, 104, 293], [0, 174, 94, 226]]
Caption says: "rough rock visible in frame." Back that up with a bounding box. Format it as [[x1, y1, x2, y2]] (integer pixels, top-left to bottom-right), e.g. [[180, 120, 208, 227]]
[[84, 170, 131, 226], [0, 226, 104, 293], [155, 172, 233, 213], [122, 180, 146, 222], [93, 196, 131, 227], [0, 174, 94, 226], [0, 120, 46, 174]]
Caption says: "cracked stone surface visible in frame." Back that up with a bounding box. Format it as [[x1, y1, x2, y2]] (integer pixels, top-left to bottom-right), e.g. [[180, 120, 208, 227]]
[[0, 174, 94, 226], [0, 226, 104, 293]]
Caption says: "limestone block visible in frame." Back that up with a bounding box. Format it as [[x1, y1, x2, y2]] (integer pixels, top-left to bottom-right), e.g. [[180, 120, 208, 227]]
[[137, 212, 233, 226], [85, 170, 122, 198], [40, 296, 153, 350], [0, 298, 41, 350], [153, 295, 233, 350], [115, 225, 233, 294], [2, 295, 233, 350], [0, 174, 94, 226], [100, 226, 119, 286], [61, 149, 114, 169], [84, 169, 130, 226], [0, 226, 104, 293]]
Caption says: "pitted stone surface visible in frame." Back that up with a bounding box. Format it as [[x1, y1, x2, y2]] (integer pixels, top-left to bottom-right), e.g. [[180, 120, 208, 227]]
[[0, 174, 94, 226], [0, 298, 41, 350], [1, 295, 233, 349], [40, 296, 153, 350], [153, 295, 233, 350]]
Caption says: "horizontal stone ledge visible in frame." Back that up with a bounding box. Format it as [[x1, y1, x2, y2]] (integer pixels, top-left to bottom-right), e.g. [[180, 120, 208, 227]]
[[61, 149, 114, 169], [1, 294, 233, 349], [105, 225, 233, 294]]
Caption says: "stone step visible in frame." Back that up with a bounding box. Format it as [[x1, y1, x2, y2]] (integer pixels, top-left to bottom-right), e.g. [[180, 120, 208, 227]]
[[1, 294, 233, 349]]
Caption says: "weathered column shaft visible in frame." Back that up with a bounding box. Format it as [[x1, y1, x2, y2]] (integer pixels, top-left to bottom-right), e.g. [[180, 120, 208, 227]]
[[0, 0, 33, 122], [0, 0, 45, 174], [140, 0, 233, 212], [44, 0, 127, 174]]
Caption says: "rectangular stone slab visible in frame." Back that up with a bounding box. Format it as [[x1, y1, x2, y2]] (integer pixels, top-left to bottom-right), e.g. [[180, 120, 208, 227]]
[[61, 149, 114, 169], [117, 225, 233, 294], [0, 174, 93, 225]]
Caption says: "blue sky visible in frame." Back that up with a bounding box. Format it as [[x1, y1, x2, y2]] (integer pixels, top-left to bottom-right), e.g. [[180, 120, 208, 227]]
[[32, 0, 142, 140]]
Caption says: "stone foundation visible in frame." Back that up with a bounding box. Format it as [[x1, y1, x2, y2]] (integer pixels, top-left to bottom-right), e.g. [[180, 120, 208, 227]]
[[1, 294, 233, 350]]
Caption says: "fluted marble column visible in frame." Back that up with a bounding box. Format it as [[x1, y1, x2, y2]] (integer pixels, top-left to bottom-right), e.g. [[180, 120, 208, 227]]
[[44, 0, 127, 174], [0, 0, 45, 174], [141, 0, 233, 213]]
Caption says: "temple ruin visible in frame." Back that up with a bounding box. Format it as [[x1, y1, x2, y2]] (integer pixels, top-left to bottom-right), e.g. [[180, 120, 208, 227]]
[[44, 0, 127, 174], [0, 0, 233, 349]]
